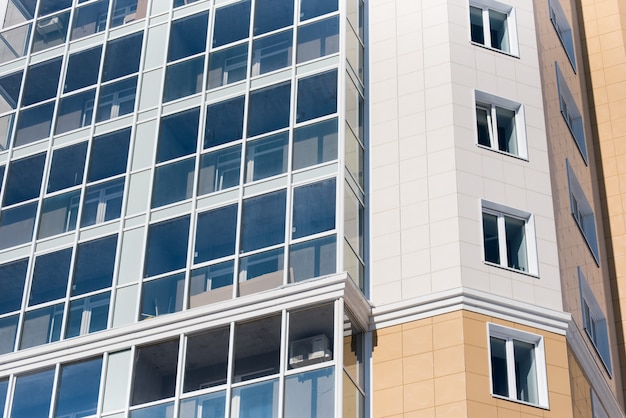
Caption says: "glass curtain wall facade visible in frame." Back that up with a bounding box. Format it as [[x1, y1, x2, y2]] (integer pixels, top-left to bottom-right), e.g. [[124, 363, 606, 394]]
[[0, 0, 367, 417]]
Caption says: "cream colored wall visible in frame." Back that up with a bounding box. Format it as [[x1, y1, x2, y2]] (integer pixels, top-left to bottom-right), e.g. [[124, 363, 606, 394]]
[[371, 311, 573, 417], [578, 0, 626, 404]]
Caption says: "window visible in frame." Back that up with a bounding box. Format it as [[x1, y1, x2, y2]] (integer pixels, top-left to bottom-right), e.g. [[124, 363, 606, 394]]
[[54, 358, 102, 418], [102, 33, 143, 82], [163, 56, 204, 102], [22, 57, 62, 106], [70, 0, 109, 41], [198, 145, 241, 195], [29, 248, 72, 306], [488, 323, 548, 407], [0, 71, 22, 113], [64, 46, 102, 93], [296, 69, 338, 123], [88, 128, 131, 182], [241, 190, 286, 252], [4, 152, 46, 206], [300, 0, 338, 20], [194, 204, 238, 263], [167, 12, 208, 62], [14, 102, 55, 146], [251, 29, 293, 77], [144, 215, 190, 277], [579, 268, 611, 373], [297, 16, 339, 64], [556, 63, 587, 162], [55, 89, 97, 134], [47, 142, 88, 193], [253, 0, 293, 35], [293, 118, 338, 170], [292, 179, 336, 239], [482, 201, 537, 274], [151, 158, 195, 208], [204, 96, 244, 149], [132, 339, 179, 405], [95, 77, 137, 122], [212, 0, 251, 48], [567, 160, 599, 262], [469, 1, 518, 55], [591, 390, 609, 418], [157, 108, 200, 163], [247, 82, 291, 138], [549, 0, 576, 71], [141, 273, 185, 319], [31, 11, 70, 53], [81, 178, 125, 227], [475, 91, 526, 158], [207, 43, 248, 89], [245, 132, 289, 182]]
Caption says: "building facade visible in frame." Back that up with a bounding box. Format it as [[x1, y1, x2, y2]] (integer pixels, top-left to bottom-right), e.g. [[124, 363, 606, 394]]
[[0, 0, 623, 417]]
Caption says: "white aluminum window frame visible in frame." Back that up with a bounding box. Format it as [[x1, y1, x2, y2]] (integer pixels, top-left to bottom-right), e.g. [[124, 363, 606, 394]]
[[481, 200, 538, 276], [566, 159, 599, 264], [487, 323, 549, 408], [556, 62, 587, 163], [475, 90, 527, 159], [578, 267, 612, 374], [469, 0, 519, 56], [549, 0, 576, 71]]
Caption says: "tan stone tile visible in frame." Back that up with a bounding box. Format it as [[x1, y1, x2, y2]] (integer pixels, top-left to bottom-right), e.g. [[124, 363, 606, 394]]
[[403, 324, 434, 356], [405, 408, 436, 418], [433, 319, 464, 349], [496, 407, 522, 418], [374, 331, 403, 363], [404, 380, 436, 411], [434, 401, 467, 418], [373, 386, 404, 418], [463, 317, 487, 348], [434, 373, 467, 405], [404, 352, 435, 383], [467, 400, 497, 417], [377, 324, 403, 336], [495, 398, 521, 412], [433, 345, 465, 377], [432, 311, 463, 323], [543, 392, 573, 417], [465, 372, 494, 405], [544, 336, 568, 368], [403, 317, 433, 330], [374, 358, 404, 390], [546, 365, 571, 396], [464, 344, 488, 376]]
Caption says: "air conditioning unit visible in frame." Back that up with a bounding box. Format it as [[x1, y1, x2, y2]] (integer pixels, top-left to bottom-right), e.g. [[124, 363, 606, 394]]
[[289, 334, 331, 368], [36, 16, 63, 36]]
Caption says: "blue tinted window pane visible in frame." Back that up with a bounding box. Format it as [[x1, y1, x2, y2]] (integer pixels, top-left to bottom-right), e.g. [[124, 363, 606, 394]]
[[4, 153, 45, 206], [81, 178, 124, 227], [180, 391, 226, 417], [48, 142, 88, 193], [238, 247, 284, 293], [55, 89, 96, 134], [189, 262, 234, 308], [29, 248, 72, 306], [38, 0, 72, 16], [296, 16, 339, 63], [37, 190, 80, 239], [102, 33, 143, 81], [130, 403, 175, 418], [251, 29, 292, 77], [0, 379, 7, 416], [145, 216, 190, 277], [195, 204, 237, 263], [174, 0, 200, 6], [95, 76, 137, 122], [15, 102, 55, 146], [64, 46, 102, 92], [241, 190, 286, 252], [296, 70, 337, 123], [54, 358, 102, 418], [0, 258, 27, 314], [247, 82, 290, 138], [11, 369, 55, 418], [70, 0, 110, 41], [254, 0, 293, 35], [0, 315, 18, 354], [168, 12, 208, 62], [213, 0, 250, 48], [132, 340, 179, 405], [22, 57, 62, 106], [152, 158, 195, 208], [31, 12, 68, 52], [284, 367, 334, 417], [66, 292, 110, 338], [289, 235, 336, 282], [163, 57, 204, 102], [0, 71, 22, 112], [157, 108, 200, 162], [245, 132, 288, 182], [231, 379, 278, 416], [110, 0, 146, 28], [88, 128, 131, 181], [293, 118, 337, 170], [72, 235, 117, 295], [198, 145, 241, 195], [300, 0, 337, 20], [0, 114, 12, 150], [292, 179, 335, 239], [20, 303, 64, 349], [0, 203, 37, 250], [141, 273, 185, 320], [204, 96, 245, 148], [207, 43, 248, 89]]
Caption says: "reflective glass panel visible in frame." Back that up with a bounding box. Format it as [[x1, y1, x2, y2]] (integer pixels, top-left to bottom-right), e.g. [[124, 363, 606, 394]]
[[47, 142, 88, 193], [293, 118, 337, 170], [64, 46, 102, 92], [288, 304, 333, 368], [183, 327, 229, 392], [297, 16, 339, 64], [300, 0, 337, 20], [195, 204, 238, 263], [14, 102, 54, 146], [4, 152, 45, 206], [32, 11, 69, 53], [81, 178, 124, 227], [234, 315, 281, 380], [22, 57, 62, 106], [29, 248, 72, 306], [189, 261, 234, 308], [152, 158, 195, 208], [231, 379, 279, 418], [131, 339, 179, 405], [289, 235, 336, 282], [65, 292, 110, 337], [0, 315, 18, 354], [145, 215, 190, 277], [55, 90, 96, 135], [37, 190, 80, 239], [207, 43, 248, 89], [247, 82, 290, 138], [95, 76, 137, 122], [141, 273, 185, 319], [212, 0, 250, 48], [20, 303, 64, 349], [253, 0, 293, 35], [179, 392, 226, 418], [241, 190, 286, 252], [88, 128, 131, 181], [102, 32, 143, 81], [0, 258, 28, 314], [292, 179, 336, 239], [163, 57, 204, 102], [0, 24, 31, 64], [0, 71, 22, 113], [204, 96, 244, 149], [238, 247, 284, 294], [296, 70, 337, 123], [54, 358, 102, 418], [168, 12, 208, 62], [11, 369, 55, 418], [245, 132, 288, 182], [72, 235, 117, 295], [157, 108, 199, 163], [284, 368, 334, 418], [251, 29, 292, 77], [0, 202, 37, 249], [198, 145, 241, 195], [70, 0, 110, 41]]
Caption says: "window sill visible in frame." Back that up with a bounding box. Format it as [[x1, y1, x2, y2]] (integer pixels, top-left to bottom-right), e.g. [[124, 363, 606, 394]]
[[476, 144, 528, 161], [470, 41, 519, 59], [491, 394, 549, 410], [483, 261, 538, 278]]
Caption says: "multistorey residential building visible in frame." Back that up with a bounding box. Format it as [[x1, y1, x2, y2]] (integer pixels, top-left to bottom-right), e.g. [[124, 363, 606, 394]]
[[0, 0, 623, 417]]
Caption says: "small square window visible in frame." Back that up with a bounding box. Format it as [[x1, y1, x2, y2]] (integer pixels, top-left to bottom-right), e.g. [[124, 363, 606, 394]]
[[549, 0, 576, 71], [469, 1, 518, 55], [488, 323, 548, 407], [556, 63, 587, 163], [475, 91, 526, 158], [566, 160, 599, 263], [579, 268, 611, 374], [482, 201, 537, 275]]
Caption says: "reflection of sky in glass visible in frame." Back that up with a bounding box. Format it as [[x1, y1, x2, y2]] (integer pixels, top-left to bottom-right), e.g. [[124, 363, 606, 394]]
[[55, 358, 102, 418], [145, 216, 190, 277], [11, 369, 54, 418]]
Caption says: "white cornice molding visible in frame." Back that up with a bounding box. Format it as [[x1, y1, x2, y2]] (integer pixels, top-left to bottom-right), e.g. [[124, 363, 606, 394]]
[[0, 273, 373, 375], [567, 321, 626, 417], [370, 287, 571, 335]]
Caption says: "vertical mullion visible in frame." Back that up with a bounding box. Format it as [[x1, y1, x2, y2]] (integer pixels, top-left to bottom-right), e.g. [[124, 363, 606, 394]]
[[487, 104, 496, 150], [482, 8, 490, 48], [497, 213, 508, 268], [505, 338, 517, 400]]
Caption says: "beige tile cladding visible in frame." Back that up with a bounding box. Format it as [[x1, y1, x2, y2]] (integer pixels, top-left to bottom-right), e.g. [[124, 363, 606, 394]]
[[578, 0, 626, 404], [372, 311, 574, 417]]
